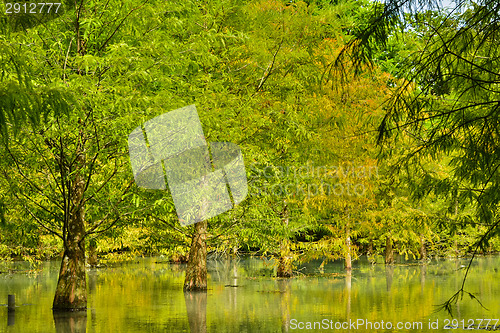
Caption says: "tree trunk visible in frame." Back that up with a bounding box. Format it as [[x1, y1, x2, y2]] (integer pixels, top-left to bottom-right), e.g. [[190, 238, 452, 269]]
[[53, 191, 87, 310], [344, 207, 352, 271], [385, 236, 394, 265], [419, 234, 427, 260], [277, 240, 292, 278], [184, 220, 208, 291], [367, 240, 373, 256], [277, 204, 292, 278], [53, 232, 87, 310], [88, 239, 98, 268], [345, 228, 352, 271], [53, 138, 87, 311]]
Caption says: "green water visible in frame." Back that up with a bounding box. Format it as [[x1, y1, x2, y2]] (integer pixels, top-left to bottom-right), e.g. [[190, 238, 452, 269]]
[[0, 256, 499, 332]]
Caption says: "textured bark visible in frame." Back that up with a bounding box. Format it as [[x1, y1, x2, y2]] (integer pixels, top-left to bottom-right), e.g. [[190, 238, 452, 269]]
[[385, 236, 394, 265], [53, 211, 87, 310], [184, 220, 208, 291], [53, 146, 87, 311], [276, 241, 293, 278]]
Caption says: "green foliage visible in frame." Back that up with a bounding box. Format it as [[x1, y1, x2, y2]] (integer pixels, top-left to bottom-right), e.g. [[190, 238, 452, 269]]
[[0, 0, 498, 272], [0, 40, 73, 140]]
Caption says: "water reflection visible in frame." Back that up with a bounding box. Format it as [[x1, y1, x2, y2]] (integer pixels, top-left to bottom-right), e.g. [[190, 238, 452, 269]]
[[346, 271, 352, 321], [0, 256, 498, 333], [385, 265, 394, 292], [7, 310, 15, 326], [184, 292, 207, 333], [53, 311, 87, 333], [277, 279, 291, 333], [420, 264, 426, 293]]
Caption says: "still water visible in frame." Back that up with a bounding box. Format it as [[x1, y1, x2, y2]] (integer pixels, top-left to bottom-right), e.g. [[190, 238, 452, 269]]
[[0, 256, 499, 332]]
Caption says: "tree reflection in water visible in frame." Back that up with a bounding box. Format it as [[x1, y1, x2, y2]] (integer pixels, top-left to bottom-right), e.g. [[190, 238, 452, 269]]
[[277, 279, 291, 333], [53, 310, 87, 333], [184, 291, 207, 333]]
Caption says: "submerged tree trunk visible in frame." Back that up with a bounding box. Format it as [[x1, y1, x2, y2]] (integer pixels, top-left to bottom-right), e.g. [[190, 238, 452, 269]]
[[385, 236, 394, 265], [184, 220, 208, 291], [277, 239, 293, 278], [53, 223, 87, 310], [53, 149, 87, 311]]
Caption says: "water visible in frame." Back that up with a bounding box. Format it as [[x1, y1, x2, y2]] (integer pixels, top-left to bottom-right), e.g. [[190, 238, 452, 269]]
[[0, 256, 499, 332]]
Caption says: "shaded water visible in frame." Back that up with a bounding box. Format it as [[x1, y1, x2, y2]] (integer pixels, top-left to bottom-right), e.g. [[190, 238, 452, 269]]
[[0, 256, 499, 332]]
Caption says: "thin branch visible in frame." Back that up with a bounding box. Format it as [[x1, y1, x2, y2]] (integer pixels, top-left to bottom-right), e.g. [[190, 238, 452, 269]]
[[254, 39, 283, 94], [63, 38, 73, 84], [97, 0, 150, 53]]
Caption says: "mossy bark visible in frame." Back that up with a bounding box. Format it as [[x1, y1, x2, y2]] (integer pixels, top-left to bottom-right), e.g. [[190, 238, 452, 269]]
[[53, 147, 87, 311], [53, 240, 87, 311], [184, 220, 208, 291], [277, 240, 293, 278]]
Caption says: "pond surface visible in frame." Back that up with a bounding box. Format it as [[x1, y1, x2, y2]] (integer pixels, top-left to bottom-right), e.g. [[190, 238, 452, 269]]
[[0, 256, 499, 332]]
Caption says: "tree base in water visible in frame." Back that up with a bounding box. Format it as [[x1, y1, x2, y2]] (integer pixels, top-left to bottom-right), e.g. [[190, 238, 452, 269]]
[[184, 221, 208, 291], [52, 249, 87, 311]]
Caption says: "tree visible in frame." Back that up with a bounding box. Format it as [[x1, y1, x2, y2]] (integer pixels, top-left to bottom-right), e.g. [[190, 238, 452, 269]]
[[0, 0, 172, 310], [337, 0, 500, 313], [1, 103, 136, 310]]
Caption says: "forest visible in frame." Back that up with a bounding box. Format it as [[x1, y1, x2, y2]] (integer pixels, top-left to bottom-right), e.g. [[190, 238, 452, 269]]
[[0, 0, 499, 329]]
